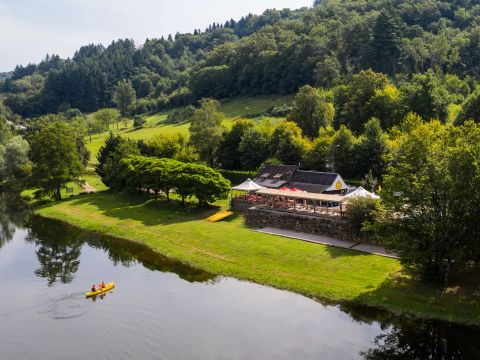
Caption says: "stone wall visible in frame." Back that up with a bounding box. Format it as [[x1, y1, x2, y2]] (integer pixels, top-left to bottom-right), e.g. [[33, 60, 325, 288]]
[[245, 207, 362, 242], [231, 199, 255, 212]]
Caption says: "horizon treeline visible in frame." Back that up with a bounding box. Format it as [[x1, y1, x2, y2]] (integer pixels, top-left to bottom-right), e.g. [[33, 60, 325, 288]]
[[1, 0, 480, 119]]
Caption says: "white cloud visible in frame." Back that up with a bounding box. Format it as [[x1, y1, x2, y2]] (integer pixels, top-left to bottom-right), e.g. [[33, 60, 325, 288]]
[[0, 0, 312, 71]]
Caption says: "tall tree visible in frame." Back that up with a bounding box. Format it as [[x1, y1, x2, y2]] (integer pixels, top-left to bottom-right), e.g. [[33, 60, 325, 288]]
[[189, 99, 225, 166], [335, 70, 390, 133], [357, 118, 390, 178], [374, 121, 480, 283], [373, 10, 401, 76], [331, 125, 358, 178], [29, 121, 84, 200], [0, 115, 12, 145], [1, 136, 32, 189], [288, 85, 335, 138], [217, 119, 255, 170], [238, 128, 270, 170], [455, 88, 480, 125], [95, 108, 121, 130], [113, 79, 136, 118]]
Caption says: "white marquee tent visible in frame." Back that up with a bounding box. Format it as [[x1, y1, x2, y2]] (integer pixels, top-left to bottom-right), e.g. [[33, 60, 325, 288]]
[[232, 179, 265, 192], [345, 186, 380, 199]]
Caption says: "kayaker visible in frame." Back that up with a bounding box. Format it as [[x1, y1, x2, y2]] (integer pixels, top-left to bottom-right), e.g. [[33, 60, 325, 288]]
[[91, 284, 96, 292], [101, 281, 106, 289]]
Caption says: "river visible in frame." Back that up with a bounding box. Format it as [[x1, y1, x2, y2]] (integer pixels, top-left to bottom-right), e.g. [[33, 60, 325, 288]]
[[0, 193, 479, 359]]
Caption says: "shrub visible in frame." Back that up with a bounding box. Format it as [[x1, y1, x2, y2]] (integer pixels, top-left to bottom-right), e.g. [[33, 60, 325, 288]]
[[133, 115, 146, 128], [165, 105, 195, 124], [266, 105, 292, 117], [345, 197, 378, 235], [218, 169, 257, 186]]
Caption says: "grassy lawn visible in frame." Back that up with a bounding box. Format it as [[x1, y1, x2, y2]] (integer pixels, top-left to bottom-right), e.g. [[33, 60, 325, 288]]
[[36, 191, 480, 325], [20, 174, 107, 201], [85, 95, 293, 163]]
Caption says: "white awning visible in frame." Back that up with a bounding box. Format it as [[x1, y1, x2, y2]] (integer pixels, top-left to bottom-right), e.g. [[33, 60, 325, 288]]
[[345, 186, 380, 199], [232, 179, 266, 192]]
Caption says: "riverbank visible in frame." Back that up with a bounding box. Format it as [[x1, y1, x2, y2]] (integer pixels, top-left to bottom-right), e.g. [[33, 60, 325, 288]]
[[36, 191, 480, 325]]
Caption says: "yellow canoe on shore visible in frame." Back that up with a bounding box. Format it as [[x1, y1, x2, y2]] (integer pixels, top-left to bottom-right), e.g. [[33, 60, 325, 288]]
[[85, 282, 115, 298], [207, 210, 233, 222]]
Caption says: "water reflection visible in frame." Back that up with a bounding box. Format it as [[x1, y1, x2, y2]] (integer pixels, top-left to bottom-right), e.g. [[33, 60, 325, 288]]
[[25, 214, 216, 286], [1, 193, 480, 359], [338, 303, 480, 359], [85, 234, 217, 283], [362, 319, 479, 359], [27, 217, 84, 286], [0, 193, 30, 247]]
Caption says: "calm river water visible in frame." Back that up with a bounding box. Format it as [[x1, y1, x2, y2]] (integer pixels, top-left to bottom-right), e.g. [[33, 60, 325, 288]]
[[0, 193, 479, 359]]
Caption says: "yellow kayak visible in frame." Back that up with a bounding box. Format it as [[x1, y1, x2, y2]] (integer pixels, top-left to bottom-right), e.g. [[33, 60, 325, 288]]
[[85, 282, 115, 298], [207, 210, 233, 222]]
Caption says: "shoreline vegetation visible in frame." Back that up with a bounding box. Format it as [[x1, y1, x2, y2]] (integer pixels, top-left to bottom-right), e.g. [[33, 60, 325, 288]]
[[36, 191, 480, 326]]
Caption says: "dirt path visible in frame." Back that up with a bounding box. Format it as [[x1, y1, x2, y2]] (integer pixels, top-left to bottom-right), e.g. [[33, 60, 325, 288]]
[[82, 182, 97, 193]]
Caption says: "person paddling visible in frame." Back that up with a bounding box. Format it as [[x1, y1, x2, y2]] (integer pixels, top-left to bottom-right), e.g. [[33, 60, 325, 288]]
[[91, 284, 96, 292]]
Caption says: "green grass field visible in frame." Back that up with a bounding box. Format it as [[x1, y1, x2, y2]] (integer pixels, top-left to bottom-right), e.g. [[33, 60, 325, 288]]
[[86, 95, 293, 163], [36, 191, 480, 325]]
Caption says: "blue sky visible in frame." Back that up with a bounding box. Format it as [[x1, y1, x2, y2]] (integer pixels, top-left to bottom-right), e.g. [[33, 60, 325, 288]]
[[0, 0, 312, 71]]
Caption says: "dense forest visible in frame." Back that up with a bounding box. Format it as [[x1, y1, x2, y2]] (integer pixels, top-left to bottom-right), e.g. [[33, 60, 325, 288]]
[[1, 0, 480, 121]]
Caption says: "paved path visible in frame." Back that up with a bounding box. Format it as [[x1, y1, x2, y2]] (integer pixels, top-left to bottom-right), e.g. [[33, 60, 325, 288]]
[[254, 227, 398, 259]]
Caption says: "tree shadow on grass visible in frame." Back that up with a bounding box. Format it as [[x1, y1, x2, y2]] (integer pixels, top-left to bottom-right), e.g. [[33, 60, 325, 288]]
[[352, 271, 480, 324], [57, 192, 224, 227], [323, 244, 370, 259]]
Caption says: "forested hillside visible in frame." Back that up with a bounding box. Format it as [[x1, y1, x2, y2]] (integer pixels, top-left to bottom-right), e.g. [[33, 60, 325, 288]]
[[1, 0, 480, 119]]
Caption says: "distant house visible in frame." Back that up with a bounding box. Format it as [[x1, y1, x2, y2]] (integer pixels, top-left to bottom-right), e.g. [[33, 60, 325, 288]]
[[253, 165, 349, 195]]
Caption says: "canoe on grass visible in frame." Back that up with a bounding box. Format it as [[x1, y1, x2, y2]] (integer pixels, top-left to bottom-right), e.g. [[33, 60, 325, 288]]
[[207, 210, 233, 222], [85, 282, 115, 298]]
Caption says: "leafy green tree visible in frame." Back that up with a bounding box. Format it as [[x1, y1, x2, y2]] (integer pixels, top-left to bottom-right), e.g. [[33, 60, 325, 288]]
[[269, 121, 303, 156], [288, 85, 335, 138], [238, 128, 270, 170], [173, 146, 200, 163], [366, 85, 404, 128], [346, 197, 378, 236], [29, 121, 84, 200], [96, 132, 123, 179], [217, 119, 255, 170], [189, 99, 225, 166], [315, 54, 342, 87], [455, 88, 480, 124], [143, 133, 186, 159], [275, 130, 310, 165], [1, 136, 32, 189], [174, 163, 230, 207], [69, 117, 90, 167], [400, 70, 452, 122], [331, 125, 358, 178], [335, 70, 390, 133], [0, 115, 12, 145], [102, 139, 140, 188], [374, 120, 480, 283], [304, 126, 335, 171], [132, 74, 154, 98], [357, 118, 390, 178], [95, 108, 121, 130], [86, 115, 107, 143], [113, 79, 136, 118]]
